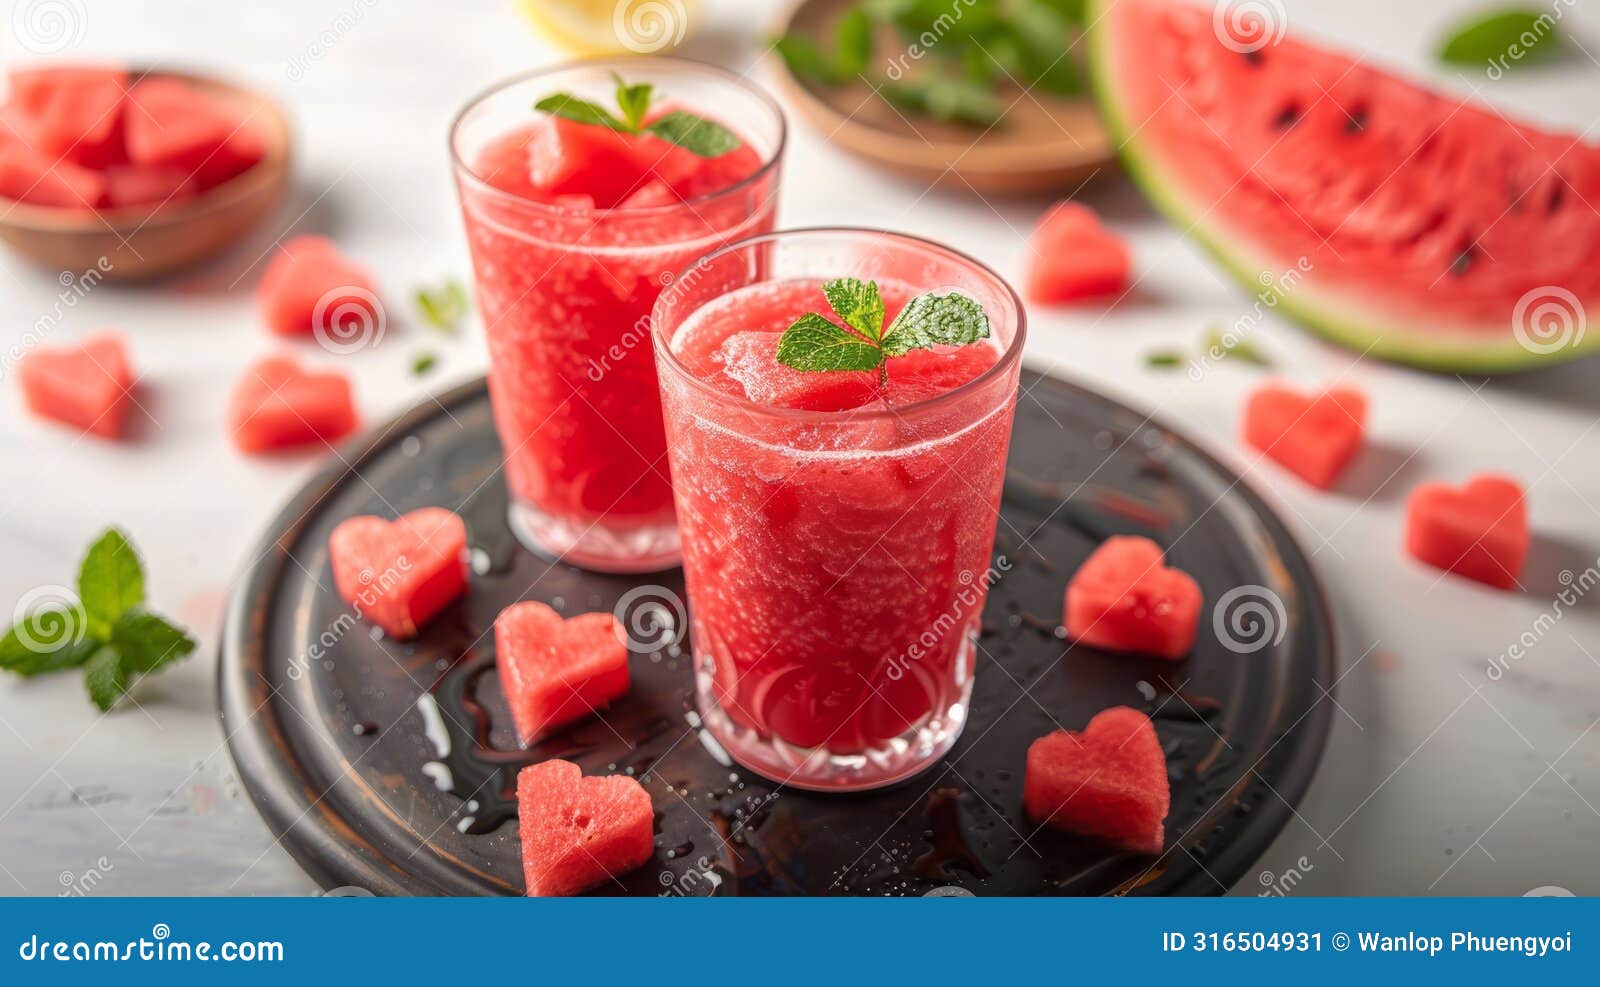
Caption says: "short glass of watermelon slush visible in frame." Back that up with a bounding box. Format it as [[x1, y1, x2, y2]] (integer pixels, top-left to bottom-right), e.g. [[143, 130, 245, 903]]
[[653, 229, 1025, 790], [450, 59, 785, 572]]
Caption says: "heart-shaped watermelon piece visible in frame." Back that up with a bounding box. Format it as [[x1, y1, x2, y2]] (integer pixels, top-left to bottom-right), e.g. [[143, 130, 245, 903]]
[[1023, 201, 1131, 304], [1243, 383, 1367, 489], [257, 236, 382, 340], [496, 601, 630, 744], [18, 333, 135, 439], [226, 355, 358, 453], [1405, 474, 1528, 590], [329, 508, 468, 640], [1023, 706, 1170, 854], [1065, 535, 1201, 660], [516, 759, 654, 897]]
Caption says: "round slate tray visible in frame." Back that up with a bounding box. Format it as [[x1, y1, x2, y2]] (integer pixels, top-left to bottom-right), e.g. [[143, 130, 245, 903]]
[[219, 369, 1335, 897]]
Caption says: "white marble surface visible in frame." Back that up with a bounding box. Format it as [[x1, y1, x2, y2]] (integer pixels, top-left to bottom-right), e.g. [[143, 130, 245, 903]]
[[0, 0, 1597, 897]]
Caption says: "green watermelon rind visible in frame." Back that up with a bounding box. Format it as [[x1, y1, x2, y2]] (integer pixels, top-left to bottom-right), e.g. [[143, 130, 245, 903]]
[[1084, 0, 1600, 374]]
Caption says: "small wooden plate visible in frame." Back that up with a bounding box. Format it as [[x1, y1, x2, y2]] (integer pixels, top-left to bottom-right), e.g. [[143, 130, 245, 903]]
[[0, 68, 291, 279], [770, 0, 1114, 194]]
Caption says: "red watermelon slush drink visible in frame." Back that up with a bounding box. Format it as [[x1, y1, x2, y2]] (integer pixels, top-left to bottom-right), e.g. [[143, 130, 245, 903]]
[[450, 59, 784, 571], [654, 230, 1025, 790]]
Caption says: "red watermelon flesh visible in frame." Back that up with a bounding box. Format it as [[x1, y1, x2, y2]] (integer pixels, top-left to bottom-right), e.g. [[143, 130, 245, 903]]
[[496, 602, 630, 744], [1405, 474, 1528, 590], [226, 355, 358, 453], [18, 333, 134, 438], [1065, 535, 1201, 660], [124, 77, 254, 181], [1024, 706, 1170, 854], [1243, 383, 1366, 489], [516, 759, 654, 896], [6, 66, 128, 167], [0, 143, 104, 208], [257, 236, 382, 338], [103, 164, 196, 209], [329, 508, 468, 639], [1024, 201, 1131, 303], [1090, 0, 1600, 371]]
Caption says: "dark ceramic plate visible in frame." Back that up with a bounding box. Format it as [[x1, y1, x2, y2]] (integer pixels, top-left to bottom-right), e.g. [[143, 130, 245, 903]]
[[219, 369, 1335, 896]]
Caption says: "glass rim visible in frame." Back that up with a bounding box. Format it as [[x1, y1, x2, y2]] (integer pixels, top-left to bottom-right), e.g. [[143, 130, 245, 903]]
[[651, 226, 1028, 425], [447, 55, 788, 218]]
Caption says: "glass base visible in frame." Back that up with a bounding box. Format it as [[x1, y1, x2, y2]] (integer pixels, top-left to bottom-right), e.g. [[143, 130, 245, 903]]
[[507, 499, 680, 574], [695, 638, 975, 792]]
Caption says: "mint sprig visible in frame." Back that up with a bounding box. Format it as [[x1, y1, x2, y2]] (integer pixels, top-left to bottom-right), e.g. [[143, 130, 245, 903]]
[[0, 528, 195, 711], [534, 73, 741, 158], [415, 278, 469, 335], [1438, 9, 1567, 69], [775, 277, 991, 382]]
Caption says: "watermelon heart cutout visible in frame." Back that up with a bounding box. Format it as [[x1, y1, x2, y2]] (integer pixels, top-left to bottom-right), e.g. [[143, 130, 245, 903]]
[[328, 507, 469, 640], [226, 355, 358, 453], [1024, 706, 1170, 855], [495, 601, 630, 744], [516, 759, 654, 897], [18, 333, 135, 439], [1088, 0, 1600, 371], [1065, 536, 1202, 660], [1242, 383, 1367, 489], [1405, 474, 1528, 590], [1024, 201, 1132, 304]]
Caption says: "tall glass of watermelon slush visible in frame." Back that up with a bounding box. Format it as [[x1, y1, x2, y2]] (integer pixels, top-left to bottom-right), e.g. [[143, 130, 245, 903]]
[[450, 59, 785, 572], [653, 229, 1025, 790]]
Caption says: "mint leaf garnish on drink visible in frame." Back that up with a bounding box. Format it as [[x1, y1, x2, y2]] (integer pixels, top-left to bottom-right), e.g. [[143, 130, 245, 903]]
[[775, 277, 991, 383], [534, 73, 742, 158], [0, 528, 195, 711]]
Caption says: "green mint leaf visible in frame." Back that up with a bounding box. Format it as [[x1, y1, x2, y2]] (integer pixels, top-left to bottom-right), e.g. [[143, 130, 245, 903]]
[[412, 352, 439, 377], [534, 93, 630, 132], [1439, 9, 1565, 68], [415, 279, 469, 334], [642, 110, 742, 158], [774, 33, 842, 86], [110, 611, 195, 675], [77, 528, 143, 640], [775, 313, 886, 373], [0, 614, 95, 677], [823, 277, 886, 342], [1145, 350, 1184, 369], [880, 74, 1003, 127], [612, 73, 655, 131], [84, 645, 127, 712], [881, 290, 991, 356], [834, 7, 875, 78]]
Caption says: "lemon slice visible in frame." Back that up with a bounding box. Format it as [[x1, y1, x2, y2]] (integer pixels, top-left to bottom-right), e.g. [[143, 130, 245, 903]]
[[511, 0, 699, 57]]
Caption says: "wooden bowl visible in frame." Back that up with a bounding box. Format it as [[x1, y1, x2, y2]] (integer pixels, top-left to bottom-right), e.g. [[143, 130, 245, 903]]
[[770, 0, 1114, 194], [0, 68, 291, 280]]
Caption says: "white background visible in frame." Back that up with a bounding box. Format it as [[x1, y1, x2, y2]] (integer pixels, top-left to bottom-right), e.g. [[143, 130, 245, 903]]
[[0, 0, 1596, 896]]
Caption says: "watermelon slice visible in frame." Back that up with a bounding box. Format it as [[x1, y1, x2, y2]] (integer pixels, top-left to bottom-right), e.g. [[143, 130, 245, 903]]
[[0, 143, 104, 208], [1242, 383, 1367, 489], [1089, 0, 1600, 371], [5, 66, 128, 167], [1023, 706, 1170, 854], [102, 164, 197, 209], [257, 236, 382, 339], [124, 78, 238, 172], [495, 601, 630, 744], [516, 759, 654, 897], [1023, 201, 1131, 303], [329, 508, 469, 640], [226, 355, 358, 453], [1405, 474, 1528, 590], [18, 333, 134, 438], [1065, 535, 1201, 660]]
